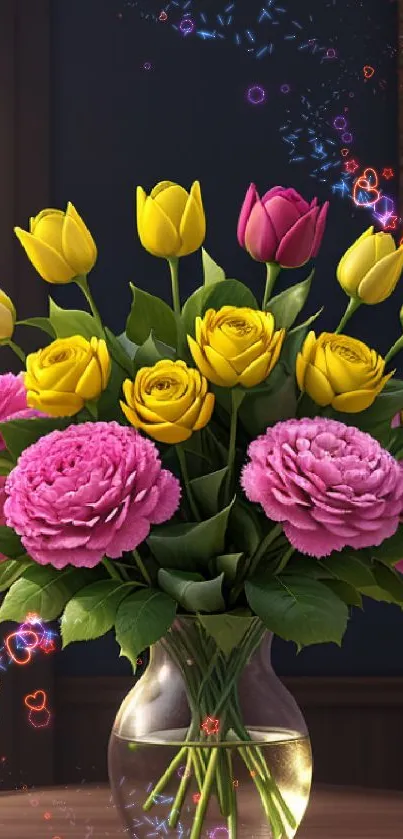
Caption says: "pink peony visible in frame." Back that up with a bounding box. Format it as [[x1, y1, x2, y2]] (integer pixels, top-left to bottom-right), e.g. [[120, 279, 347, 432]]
[[4, 421, 181, 569], [241, 417, 403, 558], [0, 373, 44, 450], [0, 476, 8, 562]]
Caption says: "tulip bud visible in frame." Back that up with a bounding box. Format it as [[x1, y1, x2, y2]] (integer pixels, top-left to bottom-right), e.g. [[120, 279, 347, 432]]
[[136, 180, 206, 258], [14, 203, 97, 284], [337, 227, 403, 304], [0, 289, 16, 339]]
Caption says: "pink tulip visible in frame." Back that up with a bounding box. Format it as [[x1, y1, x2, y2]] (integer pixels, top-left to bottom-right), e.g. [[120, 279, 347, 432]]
[[237, 184, 329, 268]]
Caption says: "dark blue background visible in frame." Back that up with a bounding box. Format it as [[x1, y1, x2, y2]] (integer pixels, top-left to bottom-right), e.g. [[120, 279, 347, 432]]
[[47, 0, 403, 676]]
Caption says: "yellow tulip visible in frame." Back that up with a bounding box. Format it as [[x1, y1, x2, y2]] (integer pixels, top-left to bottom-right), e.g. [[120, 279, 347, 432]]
[[25, 335, 111, 417], [296, 331, 392, 412], [337, 226, 403, 304], [14, 203, 97, 284], [120, 359, 214, 444], [187, 306, 285, 389], [137, 180, 206, 258], [0, 290, 16, 339]]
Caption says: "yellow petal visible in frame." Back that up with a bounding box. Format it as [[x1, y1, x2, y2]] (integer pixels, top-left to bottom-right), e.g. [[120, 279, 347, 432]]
[[14, 228, 75, 284], [324, 344, 368, 392], [136, 186, 147, 240], [75, 357, 103, 400], [27, 389, 83, 417], [94, 339, 111, 389], [374, 231, 396, 261], [204, 345, 239, 387], [332, 389, 378, 413], [336, 227, 374, 293], [31, 211, 65, 251], [150, 181, 178, 199], [239, 352, 272, 388], [177, 182, 206, 256], [296, 352, 307, 390], [357, 247, 403, 304], [30, 208, 64, 235], [0, 303, 14, 339], [301, 330, 317, 362], [138, 197, 181, 258], [120, 401, 191, 443], [192, 391, 215, 430], [0, 289, 16, 319], [187, 335, 225, 386], [62, 203, 97, 276], [337, 235, 377, 294], [230, 340, 265, 374], [304, 364, 335, 406], [153, 184, 190, 231]]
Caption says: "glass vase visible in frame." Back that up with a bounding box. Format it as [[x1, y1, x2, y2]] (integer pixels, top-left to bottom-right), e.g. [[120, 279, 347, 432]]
[[108, 616, 312, 839]]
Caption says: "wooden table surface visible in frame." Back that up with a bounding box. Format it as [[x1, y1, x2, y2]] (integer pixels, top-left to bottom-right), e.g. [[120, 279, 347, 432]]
[[1, 783, 402, 838]]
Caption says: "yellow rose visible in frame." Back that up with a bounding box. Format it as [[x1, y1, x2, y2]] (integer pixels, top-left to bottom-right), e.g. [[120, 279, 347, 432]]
[[14, 203, 97, 284], [25, 335, 111, 416], [0, 290, 16, 339], [337, 226, 403, 304], [137, 180, 206, 258], [296, 331, 392, 412], [120, 359, 215, 444], [187, 306, 285, 389]]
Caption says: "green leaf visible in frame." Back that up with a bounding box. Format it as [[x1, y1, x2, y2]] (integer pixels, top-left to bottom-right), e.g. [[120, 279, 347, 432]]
[[318, 552, 377, 590], [197, 611, 256, 656], [126, 283, 177, 348], [96, 358, 126, 423], [367, 563, 403, 606], [329, 380, 403, 434], [202, 249, 226, 286], [0, 417, 72, 461], [61, 580, 134, 647], [212, 552, 244, 582], [0, 565, 92, 623], [0, 455, 14, 476], [134, 331, 176, 372], [104, 326, 135, 377], [118, 332, 138, 358], [322, 579, 363, 608], [0, 557, 33, 592], [387, 426, 403, 460], [228, 501, 262, 555], [266, 271, 314, 329], [245, 573, 349, 649], [239, 370, 297, 436], [366, 524, 403, 565], [147, 500, 235, 569], [280, 308, 323, 375], [158, 569, 225, 613], [0, 526, 24, 559], [16, 317, 56, 338], [190, 468, 228, 517], [48, 297, 103, 339], [115, 588, 177, 671]]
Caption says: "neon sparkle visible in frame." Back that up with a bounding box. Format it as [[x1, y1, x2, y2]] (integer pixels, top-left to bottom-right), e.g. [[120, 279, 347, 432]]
[[246, 85, 266, 105], [200, 716, 220, 735]]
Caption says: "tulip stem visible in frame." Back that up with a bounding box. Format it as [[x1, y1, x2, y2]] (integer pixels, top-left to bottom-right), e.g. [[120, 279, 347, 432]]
[[1, 339, 26, 364], [176, 445, 201, 522], [75, 275, 103, 330], [168, 258, 181, 318], [334, 297, 362, 334], [224, 388, 245, 506], [385, 335, 403, 364], [263, 262, 281, 309]]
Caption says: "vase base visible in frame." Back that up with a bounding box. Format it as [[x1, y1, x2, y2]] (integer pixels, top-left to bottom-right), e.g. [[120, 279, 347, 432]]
[[109, 727, 312, 839]]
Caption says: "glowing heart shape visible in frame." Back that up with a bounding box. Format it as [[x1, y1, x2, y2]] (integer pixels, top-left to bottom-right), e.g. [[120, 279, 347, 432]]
[[5, 630, 39, 665], [353, 168, 380, 207], [363, 65, 374, 79], [24, 689, 47, 712], [28, 708, 51, 728]]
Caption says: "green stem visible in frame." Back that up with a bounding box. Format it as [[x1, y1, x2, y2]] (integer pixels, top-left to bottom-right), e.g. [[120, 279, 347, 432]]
[[116, 563, 131, 582], [224, 388, 244, 506], [189, 747, 220, 839], [263, 262, 281, 309], [176, 445, 201, 521], [168, 257, 181, 318], [247, 523, 284, 578], [74, 274, 103, 329], [275, 544, 295, 574], [385, 334, 403, 364], [225, 750, 238, 839], [1, 339, 26, 364], [102, 557, 123, 581], [132, 549, 152, 586], [334, 297, 362, 334]]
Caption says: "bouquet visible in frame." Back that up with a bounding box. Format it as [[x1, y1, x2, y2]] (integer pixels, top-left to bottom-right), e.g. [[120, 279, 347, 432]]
[[1, 182, 403, 838]]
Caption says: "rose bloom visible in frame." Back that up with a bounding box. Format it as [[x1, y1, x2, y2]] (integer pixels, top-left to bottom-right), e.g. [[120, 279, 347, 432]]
[[0, 372, 44, 450], [4, 421, 181, 569], [242, 417, 403, 558]]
